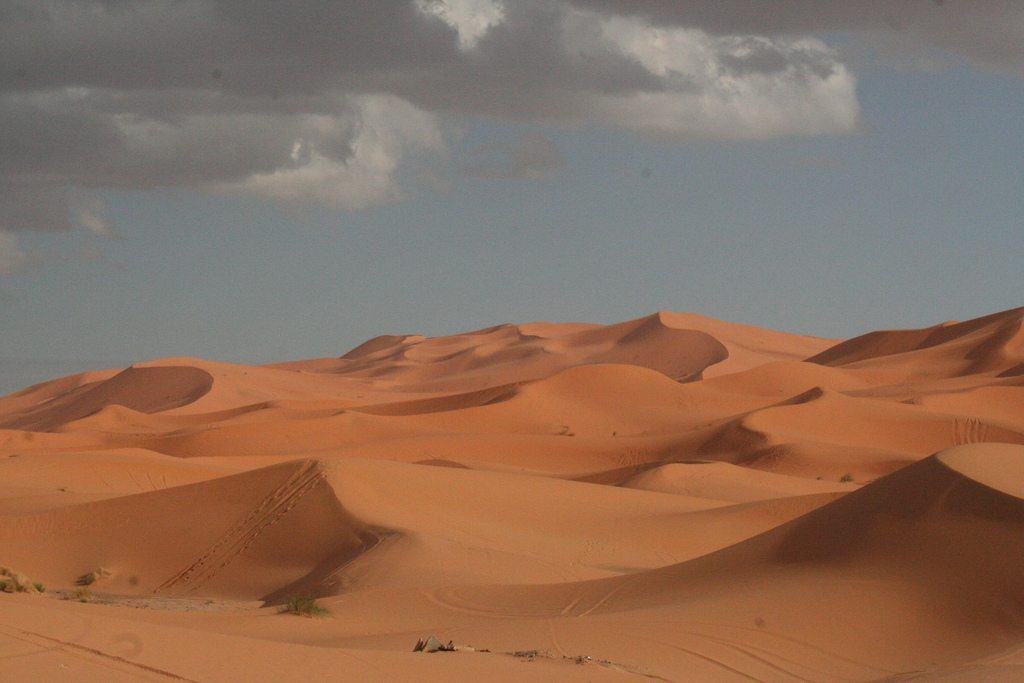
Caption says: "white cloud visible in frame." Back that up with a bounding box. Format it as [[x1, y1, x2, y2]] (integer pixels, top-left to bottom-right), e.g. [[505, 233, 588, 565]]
[[17, 0, 1021, 246], [0, 0, 868, 243], [218, 96, 445, 209], [416, 0, 506, 49], [570, 1, 1024, 75], [564, 10, 860, 139]]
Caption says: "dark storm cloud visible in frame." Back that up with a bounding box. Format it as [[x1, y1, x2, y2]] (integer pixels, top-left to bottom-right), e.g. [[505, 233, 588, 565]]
[[0, 0, 684, 238], [1, 0, 1013, 255], [0, 1, 652, 114]]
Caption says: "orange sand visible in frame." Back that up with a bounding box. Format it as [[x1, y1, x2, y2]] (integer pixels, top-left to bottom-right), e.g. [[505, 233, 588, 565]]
[[2, 308, 1024, 681]]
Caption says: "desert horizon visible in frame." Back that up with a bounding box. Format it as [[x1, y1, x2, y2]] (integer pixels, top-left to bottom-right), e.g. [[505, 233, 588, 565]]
[[2, 304, 1024, 680]]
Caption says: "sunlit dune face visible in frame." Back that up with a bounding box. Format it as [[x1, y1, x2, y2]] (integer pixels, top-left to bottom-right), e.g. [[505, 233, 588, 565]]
[[3, 307, 1024, 679]]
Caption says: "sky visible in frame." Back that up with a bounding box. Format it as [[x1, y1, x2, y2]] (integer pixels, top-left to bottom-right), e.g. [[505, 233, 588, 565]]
[[1, 1, 1023, 394]]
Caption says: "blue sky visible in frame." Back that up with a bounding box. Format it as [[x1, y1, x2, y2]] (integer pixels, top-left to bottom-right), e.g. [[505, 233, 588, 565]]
[[2, 2, 1022, 394]]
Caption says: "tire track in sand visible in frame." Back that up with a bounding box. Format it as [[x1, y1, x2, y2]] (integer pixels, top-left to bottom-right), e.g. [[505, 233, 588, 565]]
[[156, 461, 325, 593]]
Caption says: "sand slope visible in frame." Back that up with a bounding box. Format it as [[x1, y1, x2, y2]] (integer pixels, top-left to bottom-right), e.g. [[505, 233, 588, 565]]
[[809, 306, 1024, 379], [274, 310, 830, 391], [621, 460, 858, 501], [301, 444, 1024, 680], [2, 307, 1024, 681]]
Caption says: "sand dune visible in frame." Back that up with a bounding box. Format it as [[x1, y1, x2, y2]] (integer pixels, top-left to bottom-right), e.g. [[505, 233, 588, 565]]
[[301, 444, 1024, 680], [655, 311, 837, 377], [700, 386, 1024, 471], [810, 306, 1024, 378], [0, 460, 376, 599], [914, 384, 1024, 430], [0, 366, 214, 432], [0, 448, 235, 514], [274, 310, 828, 391], [703, 359, 873, 397], [621, 460, 857, 501], [0, 455, 843, 600], [2, 307, 1024, 681], [0, 368, 122, 418]]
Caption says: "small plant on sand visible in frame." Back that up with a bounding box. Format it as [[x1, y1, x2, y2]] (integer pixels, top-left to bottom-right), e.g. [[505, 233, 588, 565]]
[[76, 568, 111, 587], [71, 587, 93, 603], [33, 582, 45, 593], [0, 568, 38, 593], [280, 595, 330, 618], [839, 473, 854, 483]]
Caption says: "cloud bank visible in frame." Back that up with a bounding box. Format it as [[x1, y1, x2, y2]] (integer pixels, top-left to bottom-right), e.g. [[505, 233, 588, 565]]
[[570, 1, 1024, 74], [0, 0, 1015, 245]]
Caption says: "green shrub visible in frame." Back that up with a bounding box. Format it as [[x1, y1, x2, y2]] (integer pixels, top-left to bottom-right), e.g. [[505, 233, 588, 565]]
[[279, 595, 330, 618], [33, 582, 45, 593], [839, 473, 854, 483]]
